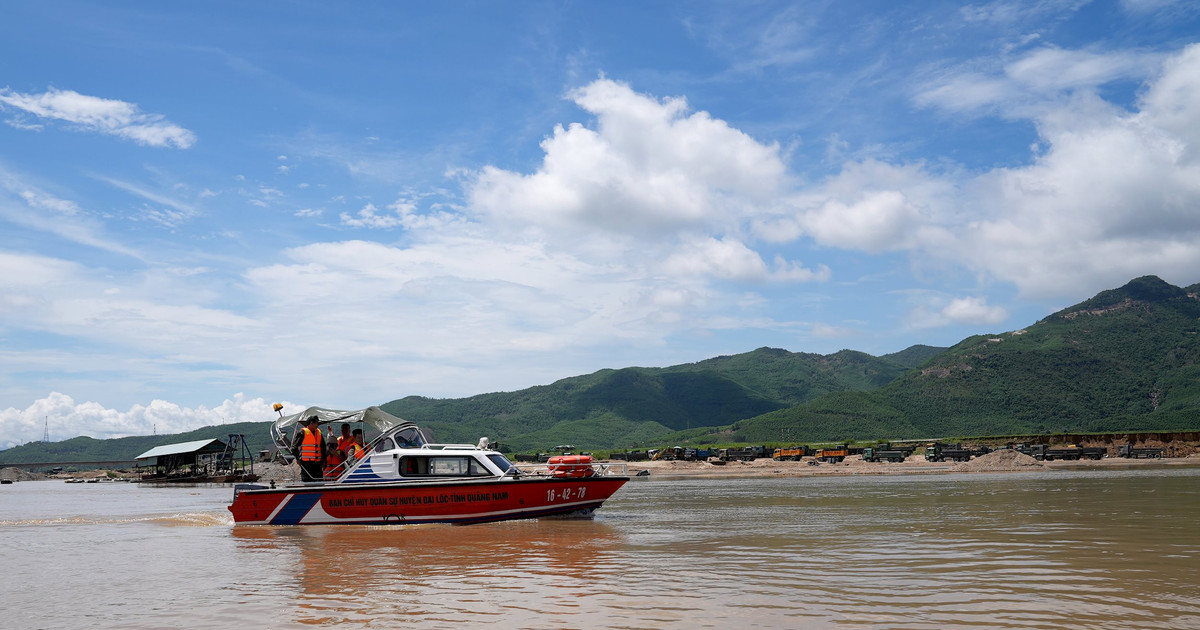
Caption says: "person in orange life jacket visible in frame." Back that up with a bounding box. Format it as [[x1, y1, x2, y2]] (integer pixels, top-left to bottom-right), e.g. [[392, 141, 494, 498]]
[[323, 437, 345, 480], [291, 416, 326, 482], [346, 428, 367, 461], [336, 423, 352, 453]]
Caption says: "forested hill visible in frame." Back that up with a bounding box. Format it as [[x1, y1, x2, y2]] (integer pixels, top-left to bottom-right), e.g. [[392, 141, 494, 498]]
[[379, 347, 919, 451], [726, 276, 1200, 443]]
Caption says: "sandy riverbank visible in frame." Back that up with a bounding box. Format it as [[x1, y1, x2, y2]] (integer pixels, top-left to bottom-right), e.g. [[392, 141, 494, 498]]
[[618, 449, 1200, 478], [6, 450, 1199, 484]]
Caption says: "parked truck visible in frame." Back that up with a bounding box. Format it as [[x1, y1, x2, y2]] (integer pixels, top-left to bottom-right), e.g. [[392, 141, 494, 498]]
[[1018, 444, 1106, 461], [1116, 444, 1165, 459], [814, 445, 850, 463], [925, 443, 974, 462], [717, 446, 766, 461], [862, 446, 908, 463], [773, 446, 814, 461]]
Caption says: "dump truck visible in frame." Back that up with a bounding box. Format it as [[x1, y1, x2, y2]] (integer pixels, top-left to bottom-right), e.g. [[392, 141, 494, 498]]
[[1116, 444, 1165, 459], [1018, 444, 1106, 461], [773, 446, 813, 461], [717, 446, 767, 461], [925, 443, 973, 462], [862, 446, 907, 463], [814, 445, 849, 463]]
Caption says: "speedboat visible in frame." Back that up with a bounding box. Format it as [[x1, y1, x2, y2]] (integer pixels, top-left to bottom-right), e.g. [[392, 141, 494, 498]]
[[228, 406, 628, 526]]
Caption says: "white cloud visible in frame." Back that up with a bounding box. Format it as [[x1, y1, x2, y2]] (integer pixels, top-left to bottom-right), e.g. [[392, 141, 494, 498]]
[[798, 190, 923, 253], [661, 237, 762, 281], [0, 167, 142, 257], [806, 42, 1200, 300], [0, 87, 196, 149], [0, 251, 260, 352], [757, 159, 957, 256], [1006, 47, 1155, 93], [97, 175, 199, 228], [951, 44, 1200, 296], [469, 78, 786, 235], [340, 202, 405, 228], [905, 294, 1008, 329], [941, 296, 1009, 324], [914, 46, 1159, 118], [18, 189, 80, 215], [0, 392, 289, 449], [340, 196, 467, 231]]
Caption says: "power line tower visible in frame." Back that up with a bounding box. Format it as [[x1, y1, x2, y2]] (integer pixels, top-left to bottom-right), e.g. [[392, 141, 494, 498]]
[[43, 417, 49, 442]]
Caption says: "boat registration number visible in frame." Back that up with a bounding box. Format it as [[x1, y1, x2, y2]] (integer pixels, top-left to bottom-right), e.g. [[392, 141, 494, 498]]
[[546, 486, 588, 502]]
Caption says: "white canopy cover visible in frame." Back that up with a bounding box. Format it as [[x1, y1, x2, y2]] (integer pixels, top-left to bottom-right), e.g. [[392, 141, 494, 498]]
[[270, 405, 417, 451]]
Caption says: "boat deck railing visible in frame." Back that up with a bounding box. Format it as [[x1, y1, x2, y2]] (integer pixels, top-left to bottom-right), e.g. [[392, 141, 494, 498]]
[[514, 461, 629, 478]]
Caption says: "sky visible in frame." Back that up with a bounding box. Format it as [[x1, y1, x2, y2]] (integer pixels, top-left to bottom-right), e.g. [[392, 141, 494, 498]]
[[3, 1, 1200, 448]]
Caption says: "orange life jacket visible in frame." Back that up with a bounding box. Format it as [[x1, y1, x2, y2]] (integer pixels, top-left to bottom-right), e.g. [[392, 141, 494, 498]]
[[323, 450, 343, 479], [299, 427, 323, 462]]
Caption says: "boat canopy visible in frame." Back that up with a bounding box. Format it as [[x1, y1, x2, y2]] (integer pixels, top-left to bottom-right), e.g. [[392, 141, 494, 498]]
[[270, 406, 419, 451]]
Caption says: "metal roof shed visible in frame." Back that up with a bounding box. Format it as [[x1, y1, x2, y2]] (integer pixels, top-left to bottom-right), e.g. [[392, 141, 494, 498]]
[[136, 438, 229, 480]]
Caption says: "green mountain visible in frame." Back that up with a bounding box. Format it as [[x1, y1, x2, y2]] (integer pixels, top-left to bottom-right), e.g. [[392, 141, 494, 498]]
[[880, 344, 948, 368], [378, 347, 915, 451], [726, 276, 1200, 442]]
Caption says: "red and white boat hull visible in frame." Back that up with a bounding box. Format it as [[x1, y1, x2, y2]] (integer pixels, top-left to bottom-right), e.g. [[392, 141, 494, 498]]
[[229, 476, 627, 526]]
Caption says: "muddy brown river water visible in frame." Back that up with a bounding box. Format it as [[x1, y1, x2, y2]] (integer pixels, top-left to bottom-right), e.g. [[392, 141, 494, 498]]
[[1, 468, 1197, 629]]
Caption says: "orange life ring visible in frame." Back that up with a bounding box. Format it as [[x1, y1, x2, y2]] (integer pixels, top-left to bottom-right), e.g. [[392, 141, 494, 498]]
[[548, 455, 594, 478]]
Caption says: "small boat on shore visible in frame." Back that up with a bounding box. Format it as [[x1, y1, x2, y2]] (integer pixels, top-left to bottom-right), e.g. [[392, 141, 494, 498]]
[[228, 406, 628, 526]]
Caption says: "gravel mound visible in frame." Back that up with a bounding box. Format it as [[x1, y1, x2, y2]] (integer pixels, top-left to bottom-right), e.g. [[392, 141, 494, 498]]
[[249, 461, 299, 483], [0, 467, 39, 482], [958, 449, 1043, 472]]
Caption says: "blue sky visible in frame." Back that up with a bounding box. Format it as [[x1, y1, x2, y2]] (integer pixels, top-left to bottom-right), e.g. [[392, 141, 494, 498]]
[[3, 1, 1200, 446]]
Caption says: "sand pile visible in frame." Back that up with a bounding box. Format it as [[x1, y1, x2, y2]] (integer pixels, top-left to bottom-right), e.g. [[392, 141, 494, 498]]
[[251, 461, 299, 483], [0, 467, 38, 482], [958, 449, 1043, 472]]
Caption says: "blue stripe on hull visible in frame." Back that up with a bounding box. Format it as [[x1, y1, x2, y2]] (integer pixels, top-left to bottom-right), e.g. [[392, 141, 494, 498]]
[[271, 492, 324, 524], [345, 500, 605, 526]]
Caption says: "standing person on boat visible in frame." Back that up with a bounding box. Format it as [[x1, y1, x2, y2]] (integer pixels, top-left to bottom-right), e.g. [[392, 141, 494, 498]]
[[291, 416, 326, 482], [346, 428, 367, 462], [323, 437, 344, 480], [336, 423, 352, 453]]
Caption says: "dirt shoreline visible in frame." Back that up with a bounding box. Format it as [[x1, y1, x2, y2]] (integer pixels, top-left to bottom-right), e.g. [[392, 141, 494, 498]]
[[617, 450, 1200, 478], [6, 450, 1199, 484]]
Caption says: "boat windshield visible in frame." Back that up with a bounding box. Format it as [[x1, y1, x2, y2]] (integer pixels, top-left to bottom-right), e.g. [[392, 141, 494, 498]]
[[391, 426, 425, 448], [486, 453, 517, 474]]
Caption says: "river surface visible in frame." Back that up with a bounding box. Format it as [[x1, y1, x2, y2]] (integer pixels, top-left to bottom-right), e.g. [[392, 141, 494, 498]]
[[1, 468, 1198, 629]]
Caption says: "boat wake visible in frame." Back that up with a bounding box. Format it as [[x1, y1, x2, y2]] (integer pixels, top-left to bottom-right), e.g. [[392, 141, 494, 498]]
[[0, 512, 234, 528]]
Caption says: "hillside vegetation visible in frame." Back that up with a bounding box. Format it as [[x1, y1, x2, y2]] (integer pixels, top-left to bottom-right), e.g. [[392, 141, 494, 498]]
[[724, 276, 1200, 443], [379, 347, 911, 451]]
